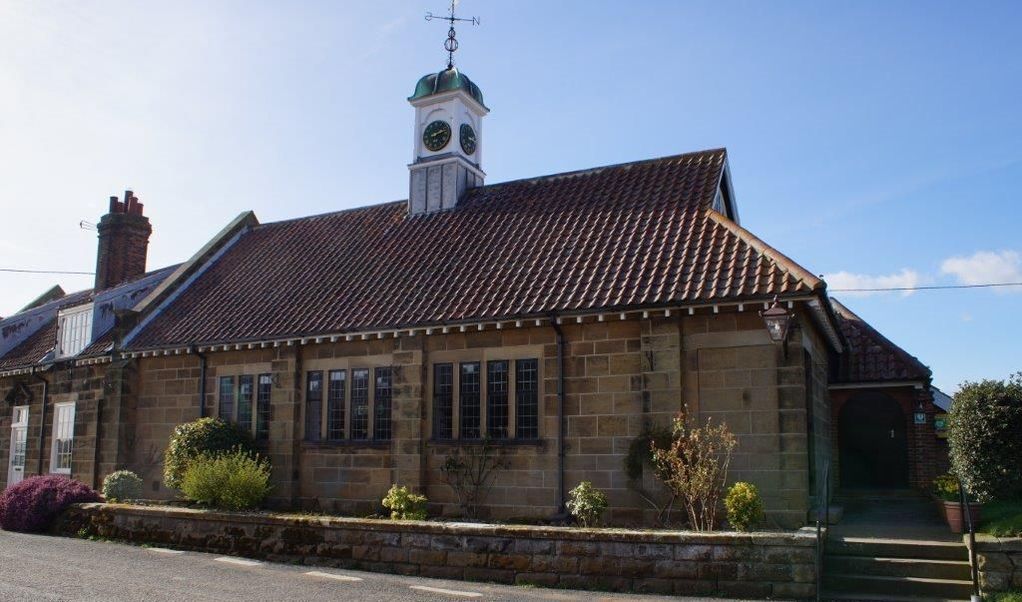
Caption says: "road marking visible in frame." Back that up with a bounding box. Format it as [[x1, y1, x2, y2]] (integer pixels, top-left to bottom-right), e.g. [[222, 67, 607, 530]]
[[146, 547, 184, 555], [214, 556, 262, 567], [304, 570, 363, 582], [409, 585, 483, 598]]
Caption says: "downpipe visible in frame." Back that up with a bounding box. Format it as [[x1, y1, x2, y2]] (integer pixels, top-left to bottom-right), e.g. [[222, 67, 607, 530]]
[[32, 369, 49, 475], [551, 316, 567, 518], [192, 346, 208, 418]]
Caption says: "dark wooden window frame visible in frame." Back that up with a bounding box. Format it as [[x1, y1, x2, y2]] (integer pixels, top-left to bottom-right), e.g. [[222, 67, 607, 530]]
[[427, 348, 542, 443]]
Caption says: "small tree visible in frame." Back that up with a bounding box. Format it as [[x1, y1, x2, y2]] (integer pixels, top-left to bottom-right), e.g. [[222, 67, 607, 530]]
[[949, 373, 1022, 502], [439, 440, 508, 519], [651, 413, 737, 531], [624, 425, 677, 526], [566, 481, 608, 527], [382, 485, 428, 520], [102, 470, 143, 502], [725, 481, 764, 532]]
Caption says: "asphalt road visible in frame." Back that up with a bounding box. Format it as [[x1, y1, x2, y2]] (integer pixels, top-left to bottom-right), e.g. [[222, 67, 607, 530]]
[[0, 531, 741, 601]]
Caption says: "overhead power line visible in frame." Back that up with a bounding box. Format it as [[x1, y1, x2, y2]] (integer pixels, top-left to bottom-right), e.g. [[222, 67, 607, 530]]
[[831, 282, 1022, 292], [0, 268, 95, 276], [1, 268, 1019, 292]]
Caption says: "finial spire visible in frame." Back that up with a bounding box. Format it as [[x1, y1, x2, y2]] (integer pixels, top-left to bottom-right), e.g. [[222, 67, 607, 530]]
[[425, 0, 479, 69]]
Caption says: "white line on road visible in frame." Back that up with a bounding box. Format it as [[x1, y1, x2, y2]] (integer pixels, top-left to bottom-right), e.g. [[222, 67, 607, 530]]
[[304, 570, 363, 582], [409, 585, 483, 598], [145, 547, 184, 555], [214, 556, 262, 567]]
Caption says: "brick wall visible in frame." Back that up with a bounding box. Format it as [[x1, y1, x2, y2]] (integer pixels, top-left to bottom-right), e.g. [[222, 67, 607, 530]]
[[94, 193, 151, 291], [830, 385, 933, 492]]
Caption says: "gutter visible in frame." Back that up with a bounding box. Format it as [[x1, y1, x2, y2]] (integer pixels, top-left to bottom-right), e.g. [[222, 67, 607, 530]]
[[31, 368, 48, 475], [551, 316, 567, 517]]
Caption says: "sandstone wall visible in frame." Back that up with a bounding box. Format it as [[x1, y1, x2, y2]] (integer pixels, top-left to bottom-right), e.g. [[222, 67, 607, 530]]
[[57, 503, 818, 599], [971, 535, 1022, 592]]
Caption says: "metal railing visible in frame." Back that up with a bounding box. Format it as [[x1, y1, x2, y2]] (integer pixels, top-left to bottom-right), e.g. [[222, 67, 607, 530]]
[[957, 476, 981, 602], [815, 462, 830, 602]]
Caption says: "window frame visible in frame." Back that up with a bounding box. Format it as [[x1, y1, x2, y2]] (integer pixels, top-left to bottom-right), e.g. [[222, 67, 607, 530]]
[[302, 355, 395, 444], [55, 303, 94, 359], [427, 346, 543, 443], [214, 364, 273, 440], [50, 401, 76, 475]]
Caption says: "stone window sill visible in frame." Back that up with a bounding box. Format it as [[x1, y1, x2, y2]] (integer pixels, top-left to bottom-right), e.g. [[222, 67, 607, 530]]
[[427, 438, 545, 448], [300, 439, 390, 450]]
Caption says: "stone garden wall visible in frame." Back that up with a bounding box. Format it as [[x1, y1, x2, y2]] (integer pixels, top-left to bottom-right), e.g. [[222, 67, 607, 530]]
[[57, 503, 817, 599], [971, 535, 1022, 592]]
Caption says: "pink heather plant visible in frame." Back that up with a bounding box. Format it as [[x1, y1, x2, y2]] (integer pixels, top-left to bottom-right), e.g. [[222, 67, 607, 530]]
[[0, 475, 100, 533]]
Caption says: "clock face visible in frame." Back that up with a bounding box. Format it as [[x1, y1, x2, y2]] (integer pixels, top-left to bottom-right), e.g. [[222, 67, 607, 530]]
[[460, 124, 477, 155], [422, 120, 451, 152]]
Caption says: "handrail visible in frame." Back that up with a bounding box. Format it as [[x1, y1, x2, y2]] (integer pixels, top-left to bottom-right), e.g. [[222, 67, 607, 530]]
[[957, 476, 981, 602], [815, 462, 830, 602]]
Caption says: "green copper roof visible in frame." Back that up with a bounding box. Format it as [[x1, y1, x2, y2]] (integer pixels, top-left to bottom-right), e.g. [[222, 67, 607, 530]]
[[409, 67, 486, 109]]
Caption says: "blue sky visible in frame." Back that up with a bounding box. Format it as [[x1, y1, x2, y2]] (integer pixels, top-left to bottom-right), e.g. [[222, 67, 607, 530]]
[[1, 1, 1019, 393]]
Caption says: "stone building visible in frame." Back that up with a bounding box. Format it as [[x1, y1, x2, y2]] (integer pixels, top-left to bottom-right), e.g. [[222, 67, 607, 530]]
[[0, 63, 940, 529]]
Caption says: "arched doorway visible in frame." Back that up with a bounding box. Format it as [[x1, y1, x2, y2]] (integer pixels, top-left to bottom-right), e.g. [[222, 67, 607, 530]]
[[839, 393, 909, 489]]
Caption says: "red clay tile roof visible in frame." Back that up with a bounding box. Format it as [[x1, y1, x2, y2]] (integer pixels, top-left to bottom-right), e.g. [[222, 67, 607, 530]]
[[832, 299, 930, 383], [127, 148, 824, 350], [0, 319, 56, 370]]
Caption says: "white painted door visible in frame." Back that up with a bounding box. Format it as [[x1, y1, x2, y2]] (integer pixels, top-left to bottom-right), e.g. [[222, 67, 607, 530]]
[[7, 406, 28, 487]]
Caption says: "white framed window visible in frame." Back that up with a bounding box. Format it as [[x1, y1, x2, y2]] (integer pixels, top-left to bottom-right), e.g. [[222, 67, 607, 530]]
[[55, 304, 93, 359], [50, 402, 76, 474]]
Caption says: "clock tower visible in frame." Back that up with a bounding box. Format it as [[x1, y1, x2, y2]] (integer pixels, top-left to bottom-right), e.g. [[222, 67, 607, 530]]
[[408, 2, 487, 215], [407, 67, 488, 215]]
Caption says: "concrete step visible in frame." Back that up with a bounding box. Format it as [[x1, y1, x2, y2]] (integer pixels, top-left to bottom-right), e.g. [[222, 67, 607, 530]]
[[834, 489, 930, 501], [822, 592, 964, 602], [823, 573, 974, 599], [828, 537, 967, 561], [825, 554, 971, 580]]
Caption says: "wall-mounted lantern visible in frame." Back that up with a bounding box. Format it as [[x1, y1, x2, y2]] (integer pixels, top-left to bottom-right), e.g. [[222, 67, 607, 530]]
[[914, 400, 927, 425], [761, 296, 794, 343]]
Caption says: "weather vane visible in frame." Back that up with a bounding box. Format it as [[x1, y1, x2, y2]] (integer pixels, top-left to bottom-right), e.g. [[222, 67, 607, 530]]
[[425, 0, 479, 69]]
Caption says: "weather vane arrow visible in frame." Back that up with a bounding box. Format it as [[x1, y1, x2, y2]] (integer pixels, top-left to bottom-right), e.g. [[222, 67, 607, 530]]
[[425, 0, 479, 69]]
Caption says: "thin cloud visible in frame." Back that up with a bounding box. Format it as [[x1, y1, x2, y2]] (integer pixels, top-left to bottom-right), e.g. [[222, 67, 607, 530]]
[[941, 250, 1022, 292], [824, 269, 923, 297]]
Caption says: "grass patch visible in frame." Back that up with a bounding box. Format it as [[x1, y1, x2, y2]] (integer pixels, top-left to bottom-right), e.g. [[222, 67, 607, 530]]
[[986, 592, 1022, 602], [980, 500, 1022, 537]]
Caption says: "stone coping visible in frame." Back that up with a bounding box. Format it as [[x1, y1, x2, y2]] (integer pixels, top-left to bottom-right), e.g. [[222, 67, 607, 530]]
[[81, 503, 816, 546], [969, 534, 1022, 552]]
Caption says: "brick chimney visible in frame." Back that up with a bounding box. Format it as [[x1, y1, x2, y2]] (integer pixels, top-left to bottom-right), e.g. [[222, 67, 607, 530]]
[[94, 190, 152, 290]]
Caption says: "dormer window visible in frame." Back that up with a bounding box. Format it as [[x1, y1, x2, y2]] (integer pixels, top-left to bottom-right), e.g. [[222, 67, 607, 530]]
[[55, 304, 93, 359]]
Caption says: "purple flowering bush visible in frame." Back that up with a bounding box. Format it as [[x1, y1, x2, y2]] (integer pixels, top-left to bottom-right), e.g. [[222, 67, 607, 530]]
[[0, 475, 101, 533]]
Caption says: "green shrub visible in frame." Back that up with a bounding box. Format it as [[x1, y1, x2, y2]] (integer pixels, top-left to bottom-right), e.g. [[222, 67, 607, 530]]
[[566, 481, 608, 528], [949, 373, 1022, 502], [725, 481, 764, 531], [102, 470, 143, 502], [986, 592, 1022, 602], [163, 417, 254, 491], [932, 473, 960, 502], [381, 485, 427, 520], [180, 449, 271, 511]]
